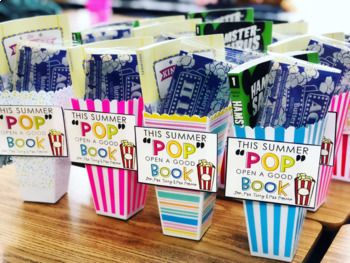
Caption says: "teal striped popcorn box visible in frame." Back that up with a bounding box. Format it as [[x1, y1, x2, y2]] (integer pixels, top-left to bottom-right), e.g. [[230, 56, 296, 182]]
[[230, 120, 325, 261], [142, 105, 231, 240], [0, 87, 73, 203]]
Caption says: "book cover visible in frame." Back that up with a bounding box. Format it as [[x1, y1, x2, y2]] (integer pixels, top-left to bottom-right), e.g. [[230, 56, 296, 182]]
[[228, 57, 272, 126], [136, 35, 225, 112], [187, 8, 254, 22], [13, 42, 71, 92], [196, 21, 272, 52], [225, 47, 263, 65], [67, 36, 153, 98], [85, 52, 141, 101], [256, 59, 342, 128], [160, 52, 234, 116], [307, 39, 350, 93], [284, 50, 320, 64]]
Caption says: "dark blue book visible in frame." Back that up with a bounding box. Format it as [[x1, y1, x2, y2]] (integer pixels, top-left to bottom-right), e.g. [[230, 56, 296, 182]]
[[85, 52, 141, 101], [160, 52, 234, 116]]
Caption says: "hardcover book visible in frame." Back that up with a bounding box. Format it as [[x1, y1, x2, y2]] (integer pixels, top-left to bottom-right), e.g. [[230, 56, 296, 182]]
[[196, 21, 272, 52], [187, 8, 254, 23], [228, 56, 273, 126]]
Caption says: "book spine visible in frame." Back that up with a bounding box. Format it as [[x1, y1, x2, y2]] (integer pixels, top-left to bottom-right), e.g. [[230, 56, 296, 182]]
[[229, 72, 250, 126], [245, 8, 255, 22]]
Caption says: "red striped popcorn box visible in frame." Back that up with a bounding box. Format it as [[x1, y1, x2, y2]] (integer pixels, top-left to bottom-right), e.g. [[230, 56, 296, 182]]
[[197, 159, 216, 191], [294, 173, 316, 206], [320, 137, 333, 165], [311, 91, 350, 211], [48, 129, 65, 157], [71, 97, 148, 220], [333, 134, 350, 181], [120, 140, 136, 170], [144, 105, 231, 240]]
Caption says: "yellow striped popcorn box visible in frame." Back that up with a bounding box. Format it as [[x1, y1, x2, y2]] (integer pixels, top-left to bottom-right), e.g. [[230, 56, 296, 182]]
[[143, 105, 231, 240]]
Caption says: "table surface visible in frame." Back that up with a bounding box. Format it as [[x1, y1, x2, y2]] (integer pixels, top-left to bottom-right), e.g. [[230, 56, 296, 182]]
[[306, 180, 350, 229], [322, 224, 350, 263], [0, 165, 322, 263]]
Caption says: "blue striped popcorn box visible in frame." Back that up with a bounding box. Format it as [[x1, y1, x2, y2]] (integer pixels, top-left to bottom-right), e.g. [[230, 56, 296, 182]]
[[0, 87, 73, 203], [143, 105, 231, 240], [243, 201, 306, 262], [232, 119, 326, 261]]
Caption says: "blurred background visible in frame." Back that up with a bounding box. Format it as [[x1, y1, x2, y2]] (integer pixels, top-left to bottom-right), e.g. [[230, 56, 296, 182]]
[[0, 0, 347, 34]]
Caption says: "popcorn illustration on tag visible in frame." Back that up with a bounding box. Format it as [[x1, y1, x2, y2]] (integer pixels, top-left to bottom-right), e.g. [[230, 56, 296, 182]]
[[120, 140, 136, 170], [197, 159, 216, 191], [48, 129, 65, 156], [320, 137, 333, 165], [294, 173, 315, 206]]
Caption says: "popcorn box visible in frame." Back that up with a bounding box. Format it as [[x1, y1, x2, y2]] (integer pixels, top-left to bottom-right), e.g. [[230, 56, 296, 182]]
[[197, 160, 216, 191], [48, 129, 65, 157], [294, 174, 316, 206], [320, 138, 333, 165], [156, 187, 216, 240], [312, 91, 350, 211], [0, 87, 73, 203], [71, 97, 148, 220], [143, 106, 231, 240], [231, 119, 325, 261], [243, 201, 306, 262], [15, 157, 70, 203], [120, 140, 136, 170], [333, 134, 350, 181]]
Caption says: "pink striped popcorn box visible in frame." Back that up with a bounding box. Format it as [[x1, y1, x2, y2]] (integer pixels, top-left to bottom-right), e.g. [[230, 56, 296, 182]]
[[333, 134, 350, 181], [143, 105, 231, 240], [71, 97, 148, 220], [311, 91, 350, 211], [231, 119, 326, 261], [0, 87, 73, 203]]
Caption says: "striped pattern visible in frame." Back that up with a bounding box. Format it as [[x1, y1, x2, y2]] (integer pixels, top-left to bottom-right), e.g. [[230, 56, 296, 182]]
[[144, 106, 231, 189], [144, 109, 230, 239], [156, 187, 216, 240], [233, 120, 325, 261], [71, 98, 148, 220], [333, 134, 350, 181], [244, 201, 306, 262], [312, 92, 350, 210]]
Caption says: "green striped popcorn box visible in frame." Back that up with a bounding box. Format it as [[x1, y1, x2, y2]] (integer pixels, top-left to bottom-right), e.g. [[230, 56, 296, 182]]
[[0, 87, 73, 203], [232, 119, 326, 261], [143, 106, 231, 240]]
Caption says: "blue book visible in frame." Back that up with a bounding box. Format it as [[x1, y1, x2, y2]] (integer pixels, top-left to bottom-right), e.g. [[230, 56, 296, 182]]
[[307, 39, 350, 94], [225, 47, 263, 65], [14, 44, 71, 92], [160, 52, 234, 116], [85, 52, 141, 101], [256, 59, 342, 128]]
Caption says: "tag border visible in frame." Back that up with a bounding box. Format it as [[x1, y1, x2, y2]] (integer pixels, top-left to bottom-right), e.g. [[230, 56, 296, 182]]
[[224, 136, 322, 209], [0, 105, 68, 157], [134, 126, 219, 193], [63, 109, 137, 171]]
